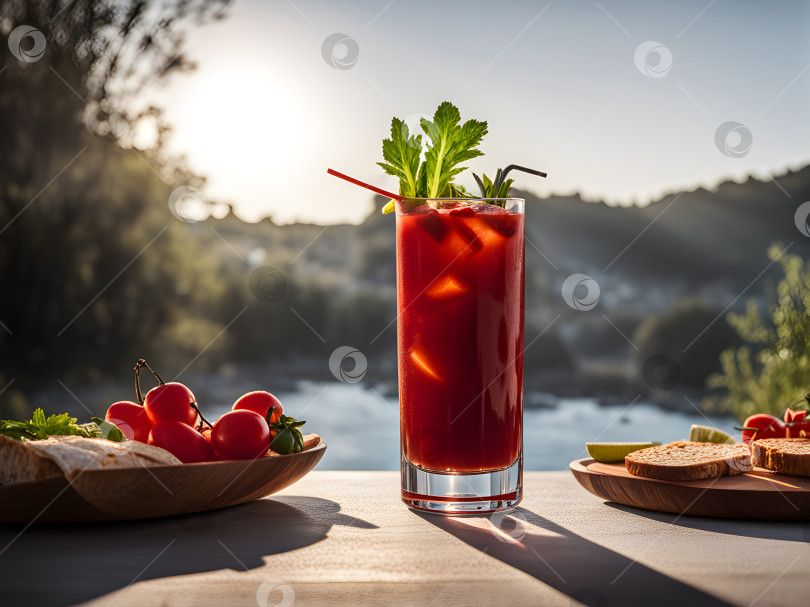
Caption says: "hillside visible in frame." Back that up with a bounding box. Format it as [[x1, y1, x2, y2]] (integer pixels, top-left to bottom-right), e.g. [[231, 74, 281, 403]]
[[210, 165, 810, 309], [199, 165, 810, 400]]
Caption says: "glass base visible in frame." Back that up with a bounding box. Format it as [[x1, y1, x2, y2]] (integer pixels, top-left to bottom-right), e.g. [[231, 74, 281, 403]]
[[401, 453, 522, 515]]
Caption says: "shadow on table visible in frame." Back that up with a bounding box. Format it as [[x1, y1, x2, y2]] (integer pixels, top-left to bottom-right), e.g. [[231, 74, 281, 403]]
[[0, 496, 375, 607], [418, 507, 733, 607], [604, 502, 810, 543]]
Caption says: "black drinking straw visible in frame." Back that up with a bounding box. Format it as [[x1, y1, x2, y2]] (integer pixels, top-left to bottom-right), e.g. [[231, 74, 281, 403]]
[[473, 164, 547, 202], [500, 164, 548, 180]]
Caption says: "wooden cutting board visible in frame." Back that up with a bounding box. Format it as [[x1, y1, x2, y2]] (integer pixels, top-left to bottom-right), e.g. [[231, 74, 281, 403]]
[[570, 457, 810, 520]]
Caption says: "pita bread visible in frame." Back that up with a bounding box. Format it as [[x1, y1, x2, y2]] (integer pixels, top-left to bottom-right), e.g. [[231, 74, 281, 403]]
[[0, 435, 181, 484], [0, 434, 62, 485]]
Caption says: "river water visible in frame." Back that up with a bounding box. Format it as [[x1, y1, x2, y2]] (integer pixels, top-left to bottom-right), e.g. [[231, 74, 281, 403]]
[[209, 381, 737, 471]]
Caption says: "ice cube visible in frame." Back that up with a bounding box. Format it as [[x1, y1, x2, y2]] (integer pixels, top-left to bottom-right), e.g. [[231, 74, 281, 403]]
[[410, 348, 442, 381], [409, 204, 432, 215], [416, 209, 447, 242], [433, 200, 469, 211], [449, 215, 483, 250], [426, 275, 468, 301], [448, 207, 475, 218], [467, 202, 509, 214], [480, 214, 518, 238]]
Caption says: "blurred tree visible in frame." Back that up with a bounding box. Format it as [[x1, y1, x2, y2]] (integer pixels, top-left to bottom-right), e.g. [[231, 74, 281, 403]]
[[0, 1, 231, 402], [634, 299, 742, 389], [1, 0, 229, 172], [704, 244, 810, 420], [523, 329, 574, 372], [568, 313, 642, 359]]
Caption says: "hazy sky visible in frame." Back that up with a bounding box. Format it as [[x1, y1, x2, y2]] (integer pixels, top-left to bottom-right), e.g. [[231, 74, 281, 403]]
[[151, 0, 810, 224]]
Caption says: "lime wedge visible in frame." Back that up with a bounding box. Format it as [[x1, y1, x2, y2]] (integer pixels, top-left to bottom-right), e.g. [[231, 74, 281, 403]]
[[689, 424, 737, 444], [586, 442, 660, 463]]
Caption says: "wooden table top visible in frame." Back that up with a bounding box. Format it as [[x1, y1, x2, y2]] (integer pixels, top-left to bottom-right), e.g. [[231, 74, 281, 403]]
[[1, 471, 807, 607]]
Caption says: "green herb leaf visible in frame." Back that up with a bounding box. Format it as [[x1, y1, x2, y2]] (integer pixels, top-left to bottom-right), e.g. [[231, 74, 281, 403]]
[[267, 413, 307, 454], [377, 118, 423, 198], [378, 102, 487, 208], [422, 102, 487, 198], [265, 406, 278, 426], [0, 407, 96, 441], [0, 420, 36, 441], [472, 169, 515, 205], [90, 417, 126, 442]]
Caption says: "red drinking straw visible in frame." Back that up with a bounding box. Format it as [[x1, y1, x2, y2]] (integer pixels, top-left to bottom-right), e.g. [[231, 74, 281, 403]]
[[327, 168, 404, 200]]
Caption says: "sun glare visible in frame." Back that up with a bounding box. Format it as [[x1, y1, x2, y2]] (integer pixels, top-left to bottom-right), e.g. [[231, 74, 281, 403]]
[[169, 66, 304, 219]]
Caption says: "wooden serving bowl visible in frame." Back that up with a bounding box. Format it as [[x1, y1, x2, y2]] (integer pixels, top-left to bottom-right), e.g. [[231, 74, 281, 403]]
[[0, 434, 326, 524]]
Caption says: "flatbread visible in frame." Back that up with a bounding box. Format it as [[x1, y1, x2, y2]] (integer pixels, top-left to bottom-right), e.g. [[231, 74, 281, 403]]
[[0, 434, 62, 484], [0, 435, 181, 484]]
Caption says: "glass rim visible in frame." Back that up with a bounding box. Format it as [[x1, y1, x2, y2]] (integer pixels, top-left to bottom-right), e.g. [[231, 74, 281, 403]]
[[394, 197, 525, 215], [395, 197, 524, 203]]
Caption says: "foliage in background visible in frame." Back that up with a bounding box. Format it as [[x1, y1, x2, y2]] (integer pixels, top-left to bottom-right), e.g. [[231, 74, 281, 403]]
[[0, 1, 395, 417], [634, 299, 742, 388], [704, 244, 810, 420], [3, 2, 810, 420], [0, 1, 230, 395]]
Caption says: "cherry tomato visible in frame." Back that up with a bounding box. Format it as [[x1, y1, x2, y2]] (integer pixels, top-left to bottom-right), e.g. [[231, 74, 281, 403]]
[[211, 410, 270, 460], [199, 427, 227, 460], [788, 420, 810, 439], [144, 382, 198, 427], [232, 391, 284, 423], [148, 421, 215, 463], [105, 401, 152, 443], [784, 407, 810, 438], [741, 414, 786, 444]]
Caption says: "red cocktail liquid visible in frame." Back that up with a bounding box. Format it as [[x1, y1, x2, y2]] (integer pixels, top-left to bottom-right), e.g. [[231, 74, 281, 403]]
[[396, 202, 524, 473]]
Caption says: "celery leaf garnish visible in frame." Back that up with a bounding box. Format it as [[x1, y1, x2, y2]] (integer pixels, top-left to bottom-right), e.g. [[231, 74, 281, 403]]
[[377, 102, 487, 211], [422, 102, 487, 198]]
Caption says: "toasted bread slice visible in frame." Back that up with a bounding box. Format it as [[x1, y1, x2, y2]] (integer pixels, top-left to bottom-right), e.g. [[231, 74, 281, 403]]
[[751, 438, 810, 476], [625, 440, 751, 481]]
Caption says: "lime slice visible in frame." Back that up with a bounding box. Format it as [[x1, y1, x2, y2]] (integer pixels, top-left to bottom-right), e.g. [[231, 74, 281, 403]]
[[689, 424, 737, 444], [586, 442, 660, 463]]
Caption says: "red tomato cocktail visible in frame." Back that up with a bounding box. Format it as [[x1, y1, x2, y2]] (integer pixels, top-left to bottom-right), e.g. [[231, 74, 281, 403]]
[[396, 199, 524, 513]]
